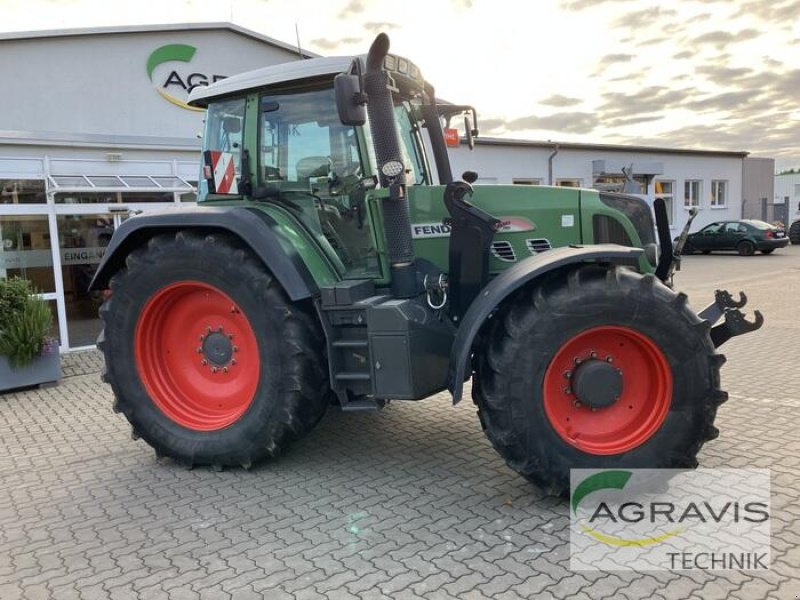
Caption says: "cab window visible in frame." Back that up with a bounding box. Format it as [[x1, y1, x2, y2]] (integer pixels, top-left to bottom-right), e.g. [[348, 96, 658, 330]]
[[259, 88, 380, 278], [199, 98, 245, 199]]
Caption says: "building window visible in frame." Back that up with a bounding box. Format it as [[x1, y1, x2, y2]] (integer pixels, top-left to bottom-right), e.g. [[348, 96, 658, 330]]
[[556, 178, 582, 188], [655, 180, 674, 226], [0, 179, 46, 204], [711, 180, 727, 208], [684, 180, 701, 208], [512, 178, 542, 185]]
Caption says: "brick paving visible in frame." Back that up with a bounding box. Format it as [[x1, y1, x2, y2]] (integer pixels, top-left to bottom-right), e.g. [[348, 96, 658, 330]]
[[1, 247, 799, 599]]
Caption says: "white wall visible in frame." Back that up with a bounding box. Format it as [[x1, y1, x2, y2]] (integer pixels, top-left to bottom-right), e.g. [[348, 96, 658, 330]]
[[449, 143, 744, 234], [775, 173, 800, 224], [0, 29, 302, 140]]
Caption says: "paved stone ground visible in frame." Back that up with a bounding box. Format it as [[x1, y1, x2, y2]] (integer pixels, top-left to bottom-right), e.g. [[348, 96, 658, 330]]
[[1, 247, 799, 599]]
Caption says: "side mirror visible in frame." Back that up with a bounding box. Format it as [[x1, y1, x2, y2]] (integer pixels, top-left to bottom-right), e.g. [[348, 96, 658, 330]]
[[334, 73, 367, 126], [465, 116, 475, 151]]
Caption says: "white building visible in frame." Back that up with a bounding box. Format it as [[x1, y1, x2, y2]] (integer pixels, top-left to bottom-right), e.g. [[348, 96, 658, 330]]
[[0, 23, 308, 349], [450, 138, 773, 235], [773, 173, 800, 226], [0, 23, 776, 350]]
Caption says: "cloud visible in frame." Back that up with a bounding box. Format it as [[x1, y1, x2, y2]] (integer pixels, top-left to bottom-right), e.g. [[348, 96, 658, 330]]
[[636, 36, 669, 47], [673, 50, 693, 60], [694, 65, 753, 81], [505, 112, 601, 134], [612, 7, 677, 30], [596, 53, 635, 69], [682, 90, 758, 112], [540, 94, 583, 107], [598, 86, 695, 119], [560, 0, 637, 10], [309, 36, 363, 51], [692, 28, 760, 48], [605, 114, 664, 127], [733, 0, 800, 24], [363, 21, 400, 33], [337, 0, 364, 18]]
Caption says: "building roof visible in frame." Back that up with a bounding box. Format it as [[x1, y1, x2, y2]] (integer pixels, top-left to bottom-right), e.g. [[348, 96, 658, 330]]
[[471, 136, 749, 158], [0, 22, 316, 58], [188, 55, 354, 106]]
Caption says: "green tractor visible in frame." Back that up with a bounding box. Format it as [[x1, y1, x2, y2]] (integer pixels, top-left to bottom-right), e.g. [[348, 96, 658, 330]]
[[91, 34, 761, 493]]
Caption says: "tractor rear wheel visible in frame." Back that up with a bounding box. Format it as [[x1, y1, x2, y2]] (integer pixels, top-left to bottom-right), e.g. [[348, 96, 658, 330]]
[[472, 265, 726, 495], [98, 231, 329, 468]]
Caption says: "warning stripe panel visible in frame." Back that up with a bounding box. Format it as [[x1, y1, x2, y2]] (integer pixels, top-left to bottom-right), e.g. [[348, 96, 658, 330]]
[[208, 150, 239, 195]]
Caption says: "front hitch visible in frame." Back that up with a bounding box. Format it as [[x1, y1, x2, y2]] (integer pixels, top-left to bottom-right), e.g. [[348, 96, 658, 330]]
[[699, 289, 764, 348]]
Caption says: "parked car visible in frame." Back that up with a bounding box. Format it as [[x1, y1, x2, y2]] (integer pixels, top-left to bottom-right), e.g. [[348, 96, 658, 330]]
[[678, 219, 789, 256]]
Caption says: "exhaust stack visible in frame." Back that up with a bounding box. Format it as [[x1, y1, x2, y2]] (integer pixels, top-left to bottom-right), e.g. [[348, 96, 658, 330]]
[[363, 34, 417, 298]]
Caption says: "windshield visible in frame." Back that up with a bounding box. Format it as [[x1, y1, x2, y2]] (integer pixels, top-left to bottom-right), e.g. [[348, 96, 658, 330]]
[[393, 100, 428, 185], [259, 88, 380, 278]]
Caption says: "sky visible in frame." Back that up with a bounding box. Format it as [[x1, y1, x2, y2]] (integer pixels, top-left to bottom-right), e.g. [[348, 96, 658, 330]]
[[2, 0, 799, 169]]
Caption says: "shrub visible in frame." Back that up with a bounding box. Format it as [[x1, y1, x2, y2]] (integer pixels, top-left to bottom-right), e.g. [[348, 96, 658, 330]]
[[0, 276, 32, 322], [0, 278, 54, 369]]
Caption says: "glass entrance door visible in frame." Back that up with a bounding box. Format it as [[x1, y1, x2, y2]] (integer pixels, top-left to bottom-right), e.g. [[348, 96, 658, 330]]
[[56, 213, 116, 347]]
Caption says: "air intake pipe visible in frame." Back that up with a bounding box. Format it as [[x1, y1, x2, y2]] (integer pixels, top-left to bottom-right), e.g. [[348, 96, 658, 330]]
[[363, 34, 417, 298]]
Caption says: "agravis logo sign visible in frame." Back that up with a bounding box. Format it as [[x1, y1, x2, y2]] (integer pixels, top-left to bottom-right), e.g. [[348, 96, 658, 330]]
[[146, 44, 227, 112], [572, 470, 684, 547], [570, 469, 771, 571]]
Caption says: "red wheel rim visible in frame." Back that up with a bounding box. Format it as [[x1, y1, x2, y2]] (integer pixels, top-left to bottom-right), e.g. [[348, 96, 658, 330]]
[[135, 281, 260, 431], [542, 326, 672, 455]]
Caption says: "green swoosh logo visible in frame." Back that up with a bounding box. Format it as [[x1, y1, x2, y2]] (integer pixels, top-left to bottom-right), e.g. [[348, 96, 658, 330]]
[[146, 44, 197, 80], [572, 470, 632, 514]]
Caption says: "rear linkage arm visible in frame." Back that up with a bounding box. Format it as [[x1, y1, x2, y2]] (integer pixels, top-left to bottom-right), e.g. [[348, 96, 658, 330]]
[[698, 289, 764, 348], [654, 199, 763, 347]]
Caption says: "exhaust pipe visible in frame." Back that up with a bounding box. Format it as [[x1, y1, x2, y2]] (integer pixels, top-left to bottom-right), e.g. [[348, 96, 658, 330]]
[[363, 34, 417, 298]]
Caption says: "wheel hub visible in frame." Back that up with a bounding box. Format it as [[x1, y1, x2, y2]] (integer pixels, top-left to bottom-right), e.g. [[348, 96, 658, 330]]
[[201, 331, 233, 366], [570, 359, 623, 409]]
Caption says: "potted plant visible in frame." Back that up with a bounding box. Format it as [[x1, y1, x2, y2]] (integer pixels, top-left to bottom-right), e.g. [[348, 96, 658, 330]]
[[0, 277, 61, 392]]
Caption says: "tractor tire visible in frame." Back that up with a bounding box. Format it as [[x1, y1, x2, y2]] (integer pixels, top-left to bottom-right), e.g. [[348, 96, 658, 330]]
[[789, 220, 800, 245], [472, 264, 726, 495], [98, 231, 329, 469], [737, 240, 756, 256]]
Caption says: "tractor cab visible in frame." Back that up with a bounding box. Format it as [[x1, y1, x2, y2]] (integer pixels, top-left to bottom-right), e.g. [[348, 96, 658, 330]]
[[190, 51, 446, 285]]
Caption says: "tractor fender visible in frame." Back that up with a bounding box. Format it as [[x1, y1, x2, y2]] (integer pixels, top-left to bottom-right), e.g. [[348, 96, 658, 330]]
[[89, 206, 317, 301], [448, 244, 644, 403]]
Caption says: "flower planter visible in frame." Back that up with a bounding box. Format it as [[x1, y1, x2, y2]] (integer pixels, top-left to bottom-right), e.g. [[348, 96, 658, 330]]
[[0, 347, 61, 392]]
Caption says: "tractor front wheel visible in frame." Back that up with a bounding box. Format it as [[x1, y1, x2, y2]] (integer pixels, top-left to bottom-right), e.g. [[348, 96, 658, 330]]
[[98, 231, 329, 468], [472, 265, 726, 495]]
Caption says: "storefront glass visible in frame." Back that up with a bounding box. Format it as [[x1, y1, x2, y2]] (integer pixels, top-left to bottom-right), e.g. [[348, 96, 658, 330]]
[[0, 215, 56, 293], [1, 179, 46, 204]]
